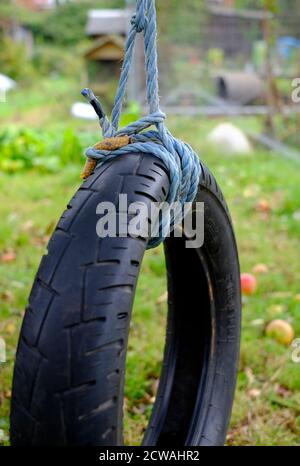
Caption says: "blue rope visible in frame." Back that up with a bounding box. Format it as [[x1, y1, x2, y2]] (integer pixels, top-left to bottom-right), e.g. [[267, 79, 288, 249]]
[[82, 0, 201, 249]]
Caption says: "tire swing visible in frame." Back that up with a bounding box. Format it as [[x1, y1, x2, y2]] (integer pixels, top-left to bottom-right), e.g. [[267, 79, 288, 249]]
[[10, 0, 241, 447]]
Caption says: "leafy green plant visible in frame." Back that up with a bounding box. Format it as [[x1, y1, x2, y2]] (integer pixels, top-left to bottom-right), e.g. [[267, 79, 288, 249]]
[[0, 127, 84, 174], [0, 100, 141, 175]]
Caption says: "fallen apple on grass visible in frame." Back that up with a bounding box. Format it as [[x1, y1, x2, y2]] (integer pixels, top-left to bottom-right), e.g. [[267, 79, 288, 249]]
[[241, 273, 257, 296], [253, 263, 269, 275], [255, 199, 272, 214], [265, 319, 295, 346]]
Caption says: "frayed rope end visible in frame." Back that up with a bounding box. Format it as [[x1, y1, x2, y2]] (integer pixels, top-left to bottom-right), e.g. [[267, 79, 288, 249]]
[[81, 88, 95, 102]]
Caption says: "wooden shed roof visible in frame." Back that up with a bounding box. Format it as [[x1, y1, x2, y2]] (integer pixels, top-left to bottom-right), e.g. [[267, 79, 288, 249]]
[[86, 9, 129, 36], [84, 35, 125, 62]]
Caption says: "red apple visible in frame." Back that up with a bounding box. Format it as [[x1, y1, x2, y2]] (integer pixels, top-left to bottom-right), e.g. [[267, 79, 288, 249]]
[[241, 273, 257, 296]]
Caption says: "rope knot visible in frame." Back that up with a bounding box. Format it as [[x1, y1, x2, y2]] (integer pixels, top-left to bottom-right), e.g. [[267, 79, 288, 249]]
[[131, 13, 147, 33], [131, 0, 147, 32]]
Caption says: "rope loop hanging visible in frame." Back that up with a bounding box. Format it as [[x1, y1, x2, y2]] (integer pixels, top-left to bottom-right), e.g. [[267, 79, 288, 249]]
[[82, 0, 201, 248]]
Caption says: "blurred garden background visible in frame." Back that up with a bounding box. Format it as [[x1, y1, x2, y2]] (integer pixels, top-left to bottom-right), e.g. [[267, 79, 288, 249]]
[[0, 0, 300, 446]]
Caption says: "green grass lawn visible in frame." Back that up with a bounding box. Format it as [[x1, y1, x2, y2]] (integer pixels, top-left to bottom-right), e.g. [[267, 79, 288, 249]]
[[0, 84, 300, 445]]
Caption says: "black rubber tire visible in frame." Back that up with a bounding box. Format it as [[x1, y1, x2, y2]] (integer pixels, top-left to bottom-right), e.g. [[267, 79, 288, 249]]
[[10, 153, 241, 446]]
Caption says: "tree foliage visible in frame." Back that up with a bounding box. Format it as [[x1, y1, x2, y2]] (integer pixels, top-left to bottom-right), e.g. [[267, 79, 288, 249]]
[[30, 1, 122, 46]]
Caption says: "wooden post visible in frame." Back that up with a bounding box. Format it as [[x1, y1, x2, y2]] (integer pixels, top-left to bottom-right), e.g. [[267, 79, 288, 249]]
[[262, 10, 277, 136], [262, 7, 285, 138]]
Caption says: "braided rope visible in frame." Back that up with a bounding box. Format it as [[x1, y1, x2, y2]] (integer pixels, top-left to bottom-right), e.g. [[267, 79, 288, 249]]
[[82, 0, 201, 248]]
